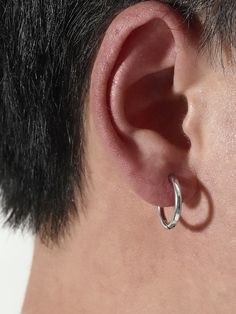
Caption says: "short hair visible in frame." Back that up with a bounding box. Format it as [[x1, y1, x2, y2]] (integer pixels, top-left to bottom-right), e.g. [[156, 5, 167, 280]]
[[0, 0, 235, 244]]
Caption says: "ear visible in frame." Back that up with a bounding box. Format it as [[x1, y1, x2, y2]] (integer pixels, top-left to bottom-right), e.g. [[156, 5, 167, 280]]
[[89, 1, 199, 207]]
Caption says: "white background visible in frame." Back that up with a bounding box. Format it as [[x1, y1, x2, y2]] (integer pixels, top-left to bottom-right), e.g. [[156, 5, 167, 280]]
[[0, 214, 34, 314]]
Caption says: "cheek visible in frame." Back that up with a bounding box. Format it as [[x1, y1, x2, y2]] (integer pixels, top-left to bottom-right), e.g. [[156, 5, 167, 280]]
[[196, 85, 236, 209]]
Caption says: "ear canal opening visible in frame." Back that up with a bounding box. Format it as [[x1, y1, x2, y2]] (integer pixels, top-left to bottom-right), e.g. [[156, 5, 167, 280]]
[[124, 67, 191, 151]]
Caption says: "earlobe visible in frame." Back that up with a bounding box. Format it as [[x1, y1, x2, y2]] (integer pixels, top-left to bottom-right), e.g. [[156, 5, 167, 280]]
[[90, 1, 198, 207]]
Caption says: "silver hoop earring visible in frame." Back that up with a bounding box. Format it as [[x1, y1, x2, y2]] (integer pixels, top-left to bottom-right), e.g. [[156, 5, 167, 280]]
[[157, 175, 182, 230]]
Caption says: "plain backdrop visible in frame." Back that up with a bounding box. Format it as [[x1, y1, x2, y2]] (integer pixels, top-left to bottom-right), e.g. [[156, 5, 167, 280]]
[[0, 211, 34, 314]]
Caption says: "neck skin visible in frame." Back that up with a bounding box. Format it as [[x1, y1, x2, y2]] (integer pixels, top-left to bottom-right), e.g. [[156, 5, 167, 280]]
[[22, 110, 233, 314]]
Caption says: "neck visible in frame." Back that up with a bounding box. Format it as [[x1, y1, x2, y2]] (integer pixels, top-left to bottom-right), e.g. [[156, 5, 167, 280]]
[[23, 164, 165, 312], [22, 123, 230, 314]]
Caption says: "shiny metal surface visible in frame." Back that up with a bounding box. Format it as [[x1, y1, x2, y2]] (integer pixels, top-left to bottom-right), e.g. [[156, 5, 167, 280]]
[[157, 175, 182, 230]]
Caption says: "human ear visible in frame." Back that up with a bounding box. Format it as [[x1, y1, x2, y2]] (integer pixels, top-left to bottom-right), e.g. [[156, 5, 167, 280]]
[[89, 1, 199, 207]]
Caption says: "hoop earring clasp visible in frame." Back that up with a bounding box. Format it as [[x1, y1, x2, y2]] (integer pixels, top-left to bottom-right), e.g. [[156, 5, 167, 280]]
[[157, 175, 182, 230]]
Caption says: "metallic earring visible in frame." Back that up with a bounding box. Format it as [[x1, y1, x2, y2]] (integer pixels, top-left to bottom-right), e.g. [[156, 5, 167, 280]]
[[157, 175, 182, 230]]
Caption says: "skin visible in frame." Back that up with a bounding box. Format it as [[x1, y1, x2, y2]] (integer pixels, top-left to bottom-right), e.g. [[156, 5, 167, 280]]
[[22, 2, 236, 313]]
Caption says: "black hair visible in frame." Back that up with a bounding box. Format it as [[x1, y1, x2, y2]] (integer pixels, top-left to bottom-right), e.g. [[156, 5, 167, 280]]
[[0, 0, 235, 244]]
